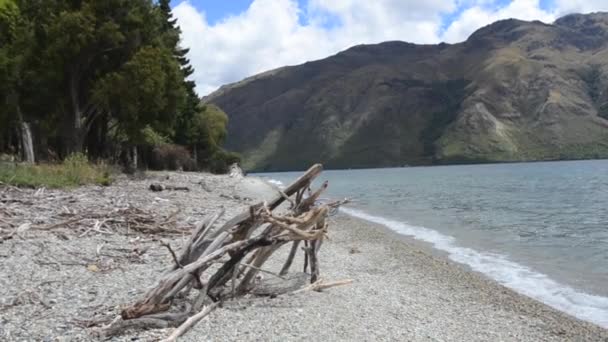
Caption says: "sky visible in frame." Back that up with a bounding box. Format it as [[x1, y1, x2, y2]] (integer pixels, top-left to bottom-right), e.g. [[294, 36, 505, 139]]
[[171, 0, 608, 95]]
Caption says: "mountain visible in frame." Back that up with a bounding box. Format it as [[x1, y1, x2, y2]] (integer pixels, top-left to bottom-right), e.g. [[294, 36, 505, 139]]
[[205, 13, 608, 172]]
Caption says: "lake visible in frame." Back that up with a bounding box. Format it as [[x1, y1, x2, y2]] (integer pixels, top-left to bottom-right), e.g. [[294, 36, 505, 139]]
[[257, 160, 608, 327]]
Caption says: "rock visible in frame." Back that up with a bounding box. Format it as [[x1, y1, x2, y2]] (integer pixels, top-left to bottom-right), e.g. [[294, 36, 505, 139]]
[[228, 163, 244, 178], [149, 183, 165, 192]]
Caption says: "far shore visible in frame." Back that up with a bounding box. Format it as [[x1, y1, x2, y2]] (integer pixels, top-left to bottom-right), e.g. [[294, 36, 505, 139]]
[[248, 157, 608, 174]]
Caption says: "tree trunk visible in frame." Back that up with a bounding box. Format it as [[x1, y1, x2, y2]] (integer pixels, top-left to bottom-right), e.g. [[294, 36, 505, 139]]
[[68, 68, 86, 155], [132, 145, 138, 170], [20, 121, 35, 164], [85, 114, 108, 160], [15, 103, 35, 163]]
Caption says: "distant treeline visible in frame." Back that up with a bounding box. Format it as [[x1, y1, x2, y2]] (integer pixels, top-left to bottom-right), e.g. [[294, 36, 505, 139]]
[[0, 0, 239, 173]]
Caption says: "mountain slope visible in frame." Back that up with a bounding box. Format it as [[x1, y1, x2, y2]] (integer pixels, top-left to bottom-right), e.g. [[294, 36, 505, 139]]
[[206, 13, 608, 171]]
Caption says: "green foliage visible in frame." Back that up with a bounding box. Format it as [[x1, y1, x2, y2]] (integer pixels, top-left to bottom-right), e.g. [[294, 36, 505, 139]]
[[0, 0, 29, 148], [141, 125, 169, 147], [62, 153, 111, 186], [0, 0, 18, 36], [187, 104, 228, 148], [175, 103, 232, 171], [94, 46, 186, 142], [203, 105, 229, 147], [0, 154, 112, 188], [207, 149, 241, 174], [0, 0, 237, 173]]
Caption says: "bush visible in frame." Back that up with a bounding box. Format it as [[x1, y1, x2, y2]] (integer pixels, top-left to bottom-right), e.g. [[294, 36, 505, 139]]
[[62, 153, 112, 186], [0, 153, 112, 188], [207, 149, 241, 174], [150, 144, 196, 171]]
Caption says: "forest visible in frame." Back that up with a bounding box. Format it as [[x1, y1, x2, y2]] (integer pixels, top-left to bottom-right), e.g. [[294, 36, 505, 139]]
[[0, 0, 239, 173]]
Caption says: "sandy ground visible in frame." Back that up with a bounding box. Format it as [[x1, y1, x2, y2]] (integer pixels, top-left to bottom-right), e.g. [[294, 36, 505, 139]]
[[1, 171, 607, 341]]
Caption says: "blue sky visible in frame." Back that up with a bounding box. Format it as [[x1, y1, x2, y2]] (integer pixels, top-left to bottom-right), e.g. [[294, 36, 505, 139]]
[[174, 0, 342, 29], [176, 0, 558, 29], [170, 0, 608, 95], [174, 0, 257, 24]]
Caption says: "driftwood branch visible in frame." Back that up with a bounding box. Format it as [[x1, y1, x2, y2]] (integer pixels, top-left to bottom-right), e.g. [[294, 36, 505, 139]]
[[150, 183, 190, 192], [103, 164, 350, 338], [160, 302, 220, 342], [292, 279, 354, 294], [161, 241, 182, 269], [279, 240, 301, 276]]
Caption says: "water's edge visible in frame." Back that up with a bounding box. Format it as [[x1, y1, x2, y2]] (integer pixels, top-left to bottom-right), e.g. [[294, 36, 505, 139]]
[[340, 207, 608, 329]]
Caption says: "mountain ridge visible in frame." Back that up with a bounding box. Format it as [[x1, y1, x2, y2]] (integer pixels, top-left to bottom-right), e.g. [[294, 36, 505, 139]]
[[206, 12, 608, 171]]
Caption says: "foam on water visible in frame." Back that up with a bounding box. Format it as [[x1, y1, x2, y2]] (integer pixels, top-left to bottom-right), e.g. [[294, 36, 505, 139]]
[[266, 179, 285, 188], [341, 207, 608, 328]]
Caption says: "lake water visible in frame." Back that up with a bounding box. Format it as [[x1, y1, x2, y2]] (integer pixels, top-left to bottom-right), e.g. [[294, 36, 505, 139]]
[[257, 160, 608, 328]]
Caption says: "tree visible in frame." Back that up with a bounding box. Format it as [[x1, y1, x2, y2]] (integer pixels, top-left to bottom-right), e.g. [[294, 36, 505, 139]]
[[33, 0, 173, 154], [184, 104, 239, 172], [0, 0, 236, 172], [158, 0, 194, 81], [186, 105, 227, 155], [0, 0, 37, 160], [0, 0, 20, 147], [157, 0, 200, 147], [94, 46, 186, 147]]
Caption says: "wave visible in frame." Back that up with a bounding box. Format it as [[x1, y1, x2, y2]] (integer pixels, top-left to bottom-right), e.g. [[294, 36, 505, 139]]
[[266, 179, 285, 188], [340, 207, 608, 328]]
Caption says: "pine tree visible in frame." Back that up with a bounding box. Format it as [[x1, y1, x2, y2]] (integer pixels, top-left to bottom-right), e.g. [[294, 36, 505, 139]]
[[158, 0, 194, 83], [157, 0, 205, 154]]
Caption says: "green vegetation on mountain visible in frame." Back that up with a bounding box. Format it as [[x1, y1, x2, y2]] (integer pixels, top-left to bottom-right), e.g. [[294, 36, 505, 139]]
[[206, 13, 608, 171], [0, 0, 237, 173]]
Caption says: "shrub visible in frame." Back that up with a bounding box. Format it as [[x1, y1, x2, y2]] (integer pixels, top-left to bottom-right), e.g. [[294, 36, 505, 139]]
[[207, 149, 241, 174], [62, 153, 112, 186], [150, 144, 196, 171], [0, 153, 112, 188]]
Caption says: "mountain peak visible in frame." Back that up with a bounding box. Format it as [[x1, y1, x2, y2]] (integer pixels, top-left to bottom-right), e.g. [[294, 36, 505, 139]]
[[467, 18, 547, 44], [555, 12, 608, 29], [553, 12, 608, 50]]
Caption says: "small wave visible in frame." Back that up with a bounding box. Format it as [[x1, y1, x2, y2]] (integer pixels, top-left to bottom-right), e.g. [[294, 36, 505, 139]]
[[266, 179, 285, 188], [340, 207, 608, 328]]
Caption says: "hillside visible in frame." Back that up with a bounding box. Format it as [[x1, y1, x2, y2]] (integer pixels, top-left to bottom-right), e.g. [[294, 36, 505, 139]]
[[205, 13, 608, 171]]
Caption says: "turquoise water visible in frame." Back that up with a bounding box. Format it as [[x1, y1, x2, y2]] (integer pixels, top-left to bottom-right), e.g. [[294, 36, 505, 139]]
[[257, 160, 608, 327]]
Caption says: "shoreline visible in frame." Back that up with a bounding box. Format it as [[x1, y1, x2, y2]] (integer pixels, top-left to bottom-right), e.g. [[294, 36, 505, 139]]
[[333, 213, 608, 333], [1, 171, 606, 341], [177, 210, 608, 341], [340, 206, 608, 330]]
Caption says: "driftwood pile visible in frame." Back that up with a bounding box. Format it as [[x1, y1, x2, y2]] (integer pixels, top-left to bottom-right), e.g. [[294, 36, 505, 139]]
[[0, 203, 191, 242], [0, 181, 203, 242], [102, 164, 350, 340]]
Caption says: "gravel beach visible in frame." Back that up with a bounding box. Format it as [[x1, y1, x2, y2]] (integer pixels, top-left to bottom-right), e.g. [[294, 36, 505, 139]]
[[1, 171, 607, 341]]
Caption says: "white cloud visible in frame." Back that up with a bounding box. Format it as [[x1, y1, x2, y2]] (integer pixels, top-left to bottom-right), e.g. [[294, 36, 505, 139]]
[[442, 0, 556, 43], [554, 0, 608, 15], [173, 0, 455, 95], [173, 0, 608, 96]]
